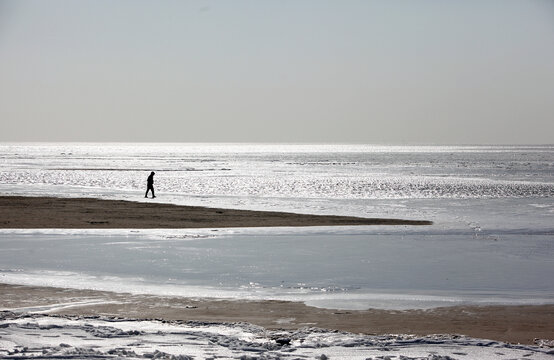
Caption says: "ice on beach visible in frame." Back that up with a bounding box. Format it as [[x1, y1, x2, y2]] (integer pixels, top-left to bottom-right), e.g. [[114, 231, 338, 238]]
[[1, 228, 553, 310], [1, 312, 552, 360]]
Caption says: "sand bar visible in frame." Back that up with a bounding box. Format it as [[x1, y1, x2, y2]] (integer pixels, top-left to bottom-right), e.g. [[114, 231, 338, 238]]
[[1, 284, 552, 345], [0, 196, 431, 228]]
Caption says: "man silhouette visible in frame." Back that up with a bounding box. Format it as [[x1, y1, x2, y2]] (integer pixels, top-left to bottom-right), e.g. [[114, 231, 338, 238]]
[[145, 171, 156, 198]]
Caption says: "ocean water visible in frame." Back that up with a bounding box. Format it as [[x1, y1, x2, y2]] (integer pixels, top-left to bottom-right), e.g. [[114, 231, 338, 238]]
[[0, 143, 553, 310]]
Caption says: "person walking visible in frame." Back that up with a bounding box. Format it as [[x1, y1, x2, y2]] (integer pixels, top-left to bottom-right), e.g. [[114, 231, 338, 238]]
[[145, 171, 156, 198]]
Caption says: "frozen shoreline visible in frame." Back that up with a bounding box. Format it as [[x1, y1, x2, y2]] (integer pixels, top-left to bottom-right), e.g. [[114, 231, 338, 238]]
[[2, 225, 553, 312], [2, 312, 552, 360], [1, 283, 554, 347]]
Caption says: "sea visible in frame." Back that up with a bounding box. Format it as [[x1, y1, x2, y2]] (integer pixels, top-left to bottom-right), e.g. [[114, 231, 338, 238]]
[[0, 143, 553, 310]]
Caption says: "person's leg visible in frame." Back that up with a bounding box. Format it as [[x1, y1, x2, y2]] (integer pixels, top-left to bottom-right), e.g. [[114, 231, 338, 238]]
[[152, 187, 156, 198], [145, 188, 149, 198]]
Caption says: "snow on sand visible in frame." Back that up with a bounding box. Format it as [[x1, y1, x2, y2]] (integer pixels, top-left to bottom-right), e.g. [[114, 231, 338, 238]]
[[1, 312, 553, 360]]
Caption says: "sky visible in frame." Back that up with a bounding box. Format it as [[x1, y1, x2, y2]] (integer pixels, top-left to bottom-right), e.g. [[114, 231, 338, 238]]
[[1, 0, 553, 144]]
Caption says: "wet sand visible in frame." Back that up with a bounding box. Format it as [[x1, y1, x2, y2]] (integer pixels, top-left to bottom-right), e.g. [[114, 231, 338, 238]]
[[0, 196, 432, 228], [1, 284, 552, 345]]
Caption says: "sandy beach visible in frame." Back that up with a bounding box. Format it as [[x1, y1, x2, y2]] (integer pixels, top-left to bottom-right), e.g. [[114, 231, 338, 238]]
[[0, 196, 432, 228], [1, 283, 552, 345]]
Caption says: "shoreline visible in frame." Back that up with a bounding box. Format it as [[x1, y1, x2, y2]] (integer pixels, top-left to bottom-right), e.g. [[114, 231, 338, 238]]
[[1, 283, 552, 345], [0, 195, 432, 228]]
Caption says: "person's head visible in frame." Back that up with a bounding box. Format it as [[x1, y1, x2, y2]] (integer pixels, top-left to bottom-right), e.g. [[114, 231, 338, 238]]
[[151, 171, 155, 175]]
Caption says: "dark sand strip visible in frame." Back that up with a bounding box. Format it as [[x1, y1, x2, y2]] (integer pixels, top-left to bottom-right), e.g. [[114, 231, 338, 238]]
[[0, 196, 432, 228], [1, 284, 552, 345]]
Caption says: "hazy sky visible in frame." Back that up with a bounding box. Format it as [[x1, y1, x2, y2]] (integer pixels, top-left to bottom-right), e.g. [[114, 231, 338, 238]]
[[1, 0, 553, 144]]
